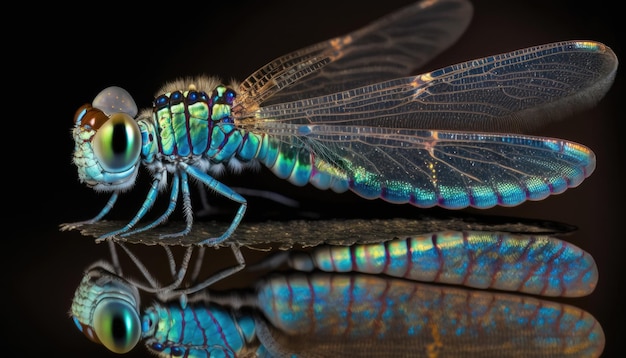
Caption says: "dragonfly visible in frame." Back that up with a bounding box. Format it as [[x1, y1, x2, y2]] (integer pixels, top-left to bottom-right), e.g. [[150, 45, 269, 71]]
[[60, 0, 617, 285], [70, 244, 604, 357]]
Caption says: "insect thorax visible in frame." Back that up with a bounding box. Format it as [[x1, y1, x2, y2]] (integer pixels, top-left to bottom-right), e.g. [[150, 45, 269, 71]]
[[137, 80, 263, 171]]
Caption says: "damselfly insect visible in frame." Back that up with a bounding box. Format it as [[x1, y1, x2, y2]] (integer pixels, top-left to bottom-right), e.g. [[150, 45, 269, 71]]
[[70, 259, 604, 357], [61, 0, 617, 283]]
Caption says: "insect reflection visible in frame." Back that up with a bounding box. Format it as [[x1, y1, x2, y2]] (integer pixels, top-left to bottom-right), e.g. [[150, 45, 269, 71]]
[[70, 229, 604, 357]]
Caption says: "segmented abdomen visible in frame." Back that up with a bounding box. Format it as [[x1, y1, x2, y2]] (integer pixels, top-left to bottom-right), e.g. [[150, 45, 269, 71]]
[[254, 128, 596, 209], [288, 231, 598, 297], [255, 137, 349, 192]]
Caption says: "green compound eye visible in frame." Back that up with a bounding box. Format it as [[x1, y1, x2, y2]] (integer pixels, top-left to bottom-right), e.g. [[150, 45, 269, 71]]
[[93, 298, 141, 354], [91, 113, 141, 173]]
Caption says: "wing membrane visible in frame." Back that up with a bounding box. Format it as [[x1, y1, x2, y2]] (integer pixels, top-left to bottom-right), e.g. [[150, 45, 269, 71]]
[[254, 41, 618, 133], [237, 0, 472, 110]]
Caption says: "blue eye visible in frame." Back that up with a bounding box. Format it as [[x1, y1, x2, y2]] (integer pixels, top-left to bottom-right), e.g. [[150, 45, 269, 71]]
[[225, 89, 236, 104], [92, 298, 141, 353], [155, 94, 169, 109]]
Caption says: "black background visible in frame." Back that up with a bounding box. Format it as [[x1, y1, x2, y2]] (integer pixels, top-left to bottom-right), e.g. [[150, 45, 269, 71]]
[[6, 0, 623, 356]]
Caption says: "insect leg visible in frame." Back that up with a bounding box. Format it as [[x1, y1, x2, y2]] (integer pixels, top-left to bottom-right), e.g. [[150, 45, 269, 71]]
[[121, 173, 181, 237], [59, 192, 119, 231], [111, 241, 196, 301], [176, 244, 246, 296], [160, 171, 193, 239], [195, 183, 300, 218], [96, 175, 163, 242], [179, 162, 247, 245]]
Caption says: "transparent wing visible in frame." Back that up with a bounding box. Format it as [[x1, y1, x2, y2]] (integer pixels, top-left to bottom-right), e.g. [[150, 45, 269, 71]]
[[242, 41, 616, 209], [253, 273, 605, 357], [236, 0, 472, 110], [254, 41, 618, 133]]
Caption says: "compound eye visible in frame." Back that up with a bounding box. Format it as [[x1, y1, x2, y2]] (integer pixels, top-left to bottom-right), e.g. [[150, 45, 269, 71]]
[[76, 105, 109, 130], [91, 113, 141, 172], [92, 298, 141, 354]]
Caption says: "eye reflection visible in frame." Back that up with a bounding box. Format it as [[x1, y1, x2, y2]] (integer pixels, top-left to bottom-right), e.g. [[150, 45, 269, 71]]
[[92, 298, 141, 353]]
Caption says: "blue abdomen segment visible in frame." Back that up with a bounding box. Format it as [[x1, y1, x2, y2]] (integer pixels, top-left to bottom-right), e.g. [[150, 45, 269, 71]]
[[237, 132, 263, 162], [142, 302, 257, 358], [288, 231, 598, 297], [256, 135, 349, 192]]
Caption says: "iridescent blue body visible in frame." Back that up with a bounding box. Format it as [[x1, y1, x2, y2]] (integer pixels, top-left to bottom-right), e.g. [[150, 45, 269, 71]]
[[70, 265, 605, 357], [61, 0, 618, 252], [271, 230, 598, 297], [141, 301, 258, 357]]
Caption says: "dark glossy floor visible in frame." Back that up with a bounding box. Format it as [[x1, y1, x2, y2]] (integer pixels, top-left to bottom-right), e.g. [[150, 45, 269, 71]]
[[8, 0, 623, 356]]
